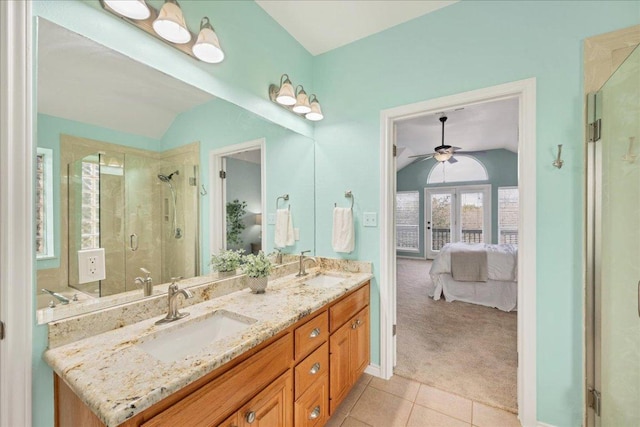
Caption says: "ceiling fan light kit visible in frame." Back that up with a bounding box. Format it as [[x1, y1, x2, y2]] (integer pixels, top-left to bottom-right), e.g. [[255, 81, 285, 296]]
[[408, 114, 463, 163]]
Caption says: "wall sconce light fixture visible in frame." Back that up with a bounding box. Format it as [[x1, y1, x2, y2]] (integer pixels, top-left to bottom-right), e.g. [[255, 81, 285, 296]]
[[269, 74, 323, 121], [100, 0, 224, 64]]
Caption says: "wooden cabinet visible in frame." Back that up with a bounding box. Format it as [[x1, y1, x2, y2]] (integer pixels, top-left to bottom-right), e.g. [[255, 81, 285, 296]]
[[329, 301, 370, 414], [237, 372, 292, 427], [54, 281, 370, 427]]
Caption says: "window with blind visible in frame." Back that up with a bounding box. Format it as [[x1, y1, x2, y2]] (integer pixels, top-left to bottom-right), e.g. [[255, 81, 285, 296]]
[[36, 148, 54, 259], [396, 191, 420, 252], [498, 187, 519, 244]]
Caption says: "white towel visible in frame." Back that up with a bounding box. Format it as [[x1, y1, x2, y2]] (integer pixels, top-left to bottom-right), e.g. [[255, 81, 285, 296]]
[[332, 207, 355, 253], [274, 208, 294, 248]]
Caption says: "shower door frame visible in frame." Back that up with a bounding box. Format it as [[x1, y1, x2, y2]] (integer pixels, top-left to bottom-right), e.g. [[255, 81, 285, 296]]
[[584, 24, 640, 427]]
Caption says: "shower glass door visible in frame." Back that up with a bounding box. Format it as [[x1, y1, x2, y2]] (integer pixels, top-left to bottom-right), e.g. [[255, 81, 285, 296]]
[[592, 44, 640, 426]]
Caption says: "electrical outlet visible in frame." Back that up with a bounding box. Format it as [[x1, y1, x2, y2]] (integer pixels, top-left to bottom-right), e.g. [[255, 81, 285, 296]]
[[267, 213, 276, 225], [363, 212, 377, 227], [78, 248, 106, 284]]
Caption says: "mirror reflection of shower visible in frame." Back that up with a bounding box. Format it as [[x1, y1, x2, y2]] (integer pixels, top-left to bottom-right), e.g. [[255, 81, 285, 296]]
[[158, 170, 183, 239]]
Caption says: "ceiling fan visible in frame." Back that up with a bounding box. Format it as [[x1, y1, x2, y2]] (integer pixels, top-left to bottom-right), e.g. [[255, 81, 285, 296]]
[[408, 115, 462, 164]]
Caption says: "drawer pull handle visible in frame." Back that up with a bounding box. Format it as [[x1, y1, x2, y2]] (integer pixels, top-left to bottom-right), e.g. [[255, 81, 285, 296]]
[[309, 327, 321, 338], [245, 411, 256, 424], [309, 362, 321, 375], [309, 405, 321, 420], [352, 319, 363, 329]]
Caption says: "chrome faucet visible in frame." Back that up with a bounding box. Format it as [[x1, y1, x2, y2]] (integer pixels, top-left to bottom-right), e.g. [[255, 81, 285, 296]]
[[42, 288, 70, 305], [155, 277, 193, 325], [134, 267, 153, 296], [296, 250, 317, 277]]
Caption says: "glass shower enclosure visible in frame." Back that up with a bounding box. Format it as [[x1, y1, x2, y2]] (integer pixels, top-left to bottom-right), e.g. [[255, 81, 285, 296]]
[[587, 45, 640, 426], [68, 151, 199, 297]]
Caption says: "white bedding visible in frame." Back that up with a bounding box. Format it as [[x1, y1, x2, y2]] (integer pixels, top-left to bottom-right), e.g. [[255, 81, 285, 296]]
[[428, 243, 518, 312]]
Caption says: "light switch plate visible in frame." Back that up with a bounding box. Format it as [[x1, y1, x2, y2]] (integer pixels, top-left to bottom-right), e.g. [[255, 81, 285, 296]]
[[78, 248, 106, 284], [363, 212, 377, 227], [267, 213, 276, 225]]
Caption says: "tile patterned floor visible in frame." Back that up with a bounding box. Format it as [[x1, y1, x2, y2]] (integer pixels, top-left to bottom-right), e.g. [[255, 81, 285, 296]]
[[325, 374, 521, 427]]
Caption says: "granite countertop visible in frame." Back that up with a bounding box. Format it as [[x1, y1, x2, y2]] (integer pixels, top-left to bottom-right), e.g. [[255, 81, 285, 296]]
[[43, 267, 372, 427]]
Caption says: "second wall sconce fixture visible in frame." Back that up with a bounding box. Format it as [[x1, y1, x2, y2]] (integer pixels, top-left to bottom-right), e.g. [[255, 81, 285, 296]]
[[101, 0, 224, 64], [269, 74, 324, 121]]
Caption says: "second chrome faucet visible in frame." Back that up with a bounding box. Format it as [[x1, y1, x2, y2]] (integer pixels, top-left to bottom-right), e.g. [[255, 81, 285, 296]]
[[296, 250, 317, 277], [156, 277, 193, 325]]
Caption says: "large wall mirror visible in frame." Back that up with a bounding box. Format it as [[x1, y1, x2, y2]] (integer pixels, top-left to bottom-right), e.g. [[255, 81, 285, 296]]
[[36, 18, 315, 323]]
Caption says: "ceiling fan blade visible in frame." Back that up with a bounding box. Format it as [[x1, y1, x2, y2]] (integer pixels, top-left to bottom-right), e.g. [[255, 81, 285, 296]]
[[450, 146, 462, 151], [408, 153, 435, 159], [447, 157, 459, 164]]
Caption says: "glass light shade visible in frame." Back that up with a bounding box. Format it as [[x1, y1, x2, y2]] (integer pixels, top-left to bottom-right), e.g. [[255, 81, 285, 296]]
[[192, 18, 224, 63], [305, 97, 324, 121], [255, 214, 262, 225], [276, 77, 296, 106], [434, 151, 453, 162], [104, 0, 151, 20], [292, 89, 311, 114], [152, 0, 191, 44]]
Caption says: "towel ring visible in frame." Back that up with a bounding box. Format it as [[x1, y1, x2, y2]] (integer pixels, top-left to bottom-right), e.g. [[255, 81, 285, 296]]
[[276, 194, 290, 209], [334, 191, 354, 210]]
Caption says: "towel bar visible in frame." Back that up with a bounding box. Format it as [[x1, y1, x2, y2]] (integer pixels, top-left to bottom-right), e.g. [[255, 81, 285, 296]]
[[334, 190, 354, 209], [276, 194, 290, 209]]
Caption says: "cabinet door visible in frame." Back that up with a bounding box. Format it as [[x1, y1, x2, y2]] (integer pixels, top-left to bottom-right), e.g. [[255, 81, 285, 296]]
[[294, 374, 328, 427], [349, 306, 370, 384], [329, 320, 351, 415], [219, 412, 240, 427], [239, 371, 292, 427]]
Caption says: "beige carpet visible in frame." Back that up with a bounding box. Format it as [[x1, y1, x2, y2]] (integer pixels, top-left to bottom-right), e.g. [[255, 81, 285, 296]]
[[394, 258, 518, 413]]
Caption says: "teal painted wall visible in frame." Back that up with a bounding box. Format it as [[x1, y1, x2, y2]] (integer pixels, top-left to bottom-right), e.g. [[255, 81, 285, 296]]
[[397, 150, 518, 258], [161, 98, 315, 271], [36, 113, 160, 271], [312, 2, 640, 426], [225, 158, 262, 254]]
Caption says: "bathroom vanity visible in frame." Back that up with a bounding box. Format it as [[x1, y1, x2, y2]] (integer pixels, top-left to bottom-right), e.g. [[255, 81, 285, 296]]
[[44, 263, 371, 427]]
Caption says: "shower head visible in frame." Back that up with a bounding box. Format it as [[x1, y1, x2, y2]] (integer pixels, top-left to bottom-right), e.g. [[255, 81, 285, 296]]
[[157, 170, 179, 182]]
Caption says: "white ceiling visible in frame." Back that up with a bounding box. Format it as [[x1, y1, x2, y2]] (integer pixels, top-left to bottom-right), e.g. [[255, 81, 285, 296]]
[[37, 19, 214, 140], [395, 97, 519, 170], [255, 0, 458, 56], [228, 149, 261, 165]]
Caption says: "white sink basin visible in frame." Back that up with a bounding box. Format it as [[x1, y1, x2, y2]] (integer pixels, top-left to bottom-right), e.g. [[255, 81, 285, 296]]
[[304, 274, 345, 287], [137, 310, 256, 363]]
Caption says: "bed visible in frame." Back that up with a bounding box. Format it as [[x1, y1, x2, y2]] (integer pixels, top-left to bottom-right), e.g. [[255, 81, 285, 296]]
[[428, 242, 518, 312]]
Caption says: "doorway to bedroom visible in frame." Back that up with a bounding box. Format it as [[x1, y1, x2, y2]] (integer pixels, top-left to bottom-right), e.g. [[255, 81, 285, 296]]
[[383, 83, 534, 421]]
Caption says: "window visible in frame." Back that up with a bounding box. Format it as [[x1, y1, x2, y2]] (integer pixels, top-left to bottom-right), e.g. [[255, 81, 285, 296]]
[[36, 148, 54, 259], [498, 187, 519, 244], [427, 155, 488, 184], [396, 191, 420, 252], [81, 160, 100, 250]]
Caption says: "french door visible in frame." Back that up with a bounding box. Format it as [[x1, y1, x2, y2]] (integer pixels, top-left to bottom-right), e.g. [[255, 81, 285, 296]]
[[587, 44, 640, 426], [425, 185, 491, 259]]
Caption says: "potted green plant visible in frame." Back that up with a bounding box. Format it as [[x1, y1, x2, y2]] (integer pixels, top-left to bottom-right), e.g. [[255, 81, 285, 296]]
[[210, 249, 245, 277], [242, 251, 273, 293]]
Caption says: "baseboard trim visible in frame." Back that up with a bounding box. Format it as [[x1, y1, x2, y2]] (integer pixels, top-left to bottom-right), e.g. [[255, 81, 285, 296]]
[[365, 364, 382, 378]]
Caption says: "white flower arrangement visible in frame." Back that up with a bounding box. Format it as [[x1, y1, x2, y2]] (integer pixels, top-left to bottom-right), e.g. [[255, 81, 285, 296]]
[[210, 249, 245, 272], [242, 251, 273, 278]]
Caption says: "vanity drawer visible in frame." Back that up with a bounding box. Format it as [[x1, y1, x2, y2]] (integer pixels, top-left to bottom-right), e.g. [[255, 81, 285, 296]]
[[142, 333, 292, 427], [295, 342, 328, 400], [329, 283, 369, 332], [294, 311, 328, 360], [294, 374, 328, 427]]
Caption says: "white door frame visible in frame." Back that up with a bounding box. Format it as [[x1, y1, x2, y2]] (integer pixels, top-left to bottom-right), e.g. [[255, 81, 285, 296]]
[[0, 1, 33, 426], [379, 78, 537, 426], [425, 184, 492, 259], [209, 139, 267, 256]]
